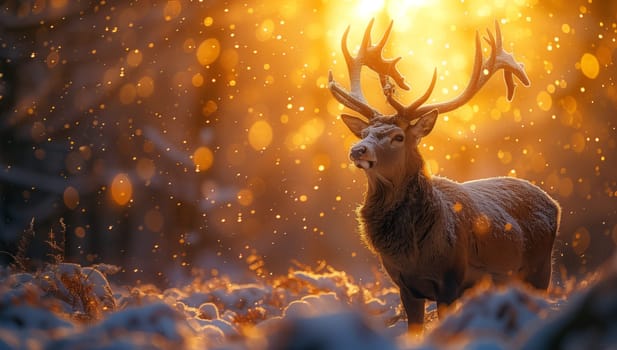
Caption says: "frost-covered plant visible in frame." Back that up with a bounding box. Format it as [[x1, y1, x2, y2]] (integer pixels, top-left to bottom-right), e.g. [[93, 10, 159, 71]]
[[8, 218, 36, 272], [45, 218, 67, 265]]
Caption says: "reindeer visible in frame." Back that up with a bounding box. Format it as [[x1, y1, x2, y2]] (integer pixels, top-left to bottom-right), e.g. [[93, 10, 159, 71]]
[[328, 19, 560, 330]]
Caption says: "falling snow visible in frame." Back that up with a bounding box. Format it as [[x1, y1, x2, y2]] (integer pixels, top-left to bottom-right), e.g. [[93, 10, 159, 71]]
[[1, 0, 617, 348]]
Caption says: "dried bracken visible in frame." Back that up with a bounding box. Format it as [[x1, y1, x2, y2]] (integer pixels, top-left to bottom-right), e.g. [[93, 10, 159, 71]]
[[9, 218, 36, 273]]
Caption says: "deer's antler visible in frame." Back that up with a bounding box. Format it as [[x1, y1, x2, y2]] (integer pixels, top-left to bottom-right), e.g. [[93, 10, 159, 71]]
[[329, 19, 530, 123], [328, 19, 410, 121], [408, 20, 530, 119]]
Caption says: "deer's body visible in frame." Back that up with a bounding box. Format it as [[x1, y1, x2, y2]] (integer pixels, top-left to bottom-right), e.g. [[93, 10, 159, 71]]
[[360, 169, 559, 324], [328, 19, 560, 329]]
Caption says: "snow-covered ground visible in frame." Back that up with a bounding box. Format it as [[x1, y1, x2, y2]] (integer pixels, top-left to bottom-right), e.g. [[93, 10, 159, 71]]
[[0, 256, 615, 350]]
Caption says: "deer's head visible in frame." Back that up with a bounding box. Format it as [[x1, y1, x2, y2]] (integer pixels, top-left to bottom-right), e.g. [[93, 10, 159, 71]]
[[329, 19, 530, 184], [342, 111, 438, 184]]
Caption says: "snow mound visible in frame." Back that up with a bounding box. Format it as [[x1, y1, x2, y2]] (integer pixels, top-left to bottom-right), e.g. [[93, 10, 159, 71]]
[[519, 255, 617, 349], [432, 281, 549, 339], [2, 259, 617, 349], [1, 263, 116, 321], [0, 304, 73, 332], [268, 311, 397, 350], [47, 302, 192, 349]]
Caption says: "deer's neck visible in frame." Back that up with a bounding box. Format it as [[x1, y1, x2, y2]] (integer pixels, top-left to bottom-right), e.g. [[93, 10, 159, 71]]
[[360, 166, 440, 258]]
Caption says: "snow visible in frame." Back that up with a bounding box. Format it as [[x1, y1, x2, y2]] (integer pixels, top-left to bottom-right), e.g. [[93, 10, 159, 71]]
[[268, 311, 398, 350], [519, 255, 617, 350], [430, 281, 549, 341], [0, 258, 616, 349], [0, 1, 614, 349]]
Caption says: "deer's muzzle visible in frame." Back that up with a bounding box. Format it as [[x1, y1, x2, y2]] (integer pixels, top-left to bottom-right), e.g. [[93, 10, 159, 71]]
[[350, 144, 376, 169]]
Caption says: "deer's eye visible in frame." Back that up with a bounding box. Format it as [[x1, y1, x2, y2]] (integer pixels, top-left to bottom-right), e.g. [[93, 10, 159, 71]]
[[392, 134, 404, 143]]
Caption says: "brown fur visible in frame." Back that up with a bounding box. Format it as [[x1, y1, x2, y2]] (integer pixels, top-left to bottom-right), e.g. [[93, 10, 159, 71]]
[[345, 113, 560, 328], [329, 20, 547, 330]]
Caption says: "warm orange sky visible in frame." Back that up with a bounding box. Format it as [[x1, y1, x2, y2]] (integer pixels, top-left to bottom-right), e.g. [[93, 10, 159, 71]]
[[1, 0, 615, 281]]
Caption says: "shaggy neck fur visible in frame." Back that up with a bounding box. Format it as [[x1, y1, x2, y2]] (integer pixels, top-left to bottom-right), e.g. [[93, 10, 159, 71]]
[[359, 162, 440, 259]]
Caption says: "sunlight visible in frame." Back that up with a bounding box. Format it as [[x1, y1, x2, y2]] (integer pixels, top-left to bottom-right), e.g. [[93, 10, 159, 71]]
[[354, 0, 385, 18], [354, 0, 432, 18], [326, 0, 532, 139], [385, 0, 433, 17], [2, 0, 616, 347]]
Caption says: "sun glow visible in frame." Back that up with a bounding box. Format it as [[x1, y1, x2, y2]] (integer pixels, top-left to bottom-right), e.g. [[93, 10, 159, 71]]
[[326, 0, 529, 137], [354, 0, 386, 18], [354, 0, 432, 18]]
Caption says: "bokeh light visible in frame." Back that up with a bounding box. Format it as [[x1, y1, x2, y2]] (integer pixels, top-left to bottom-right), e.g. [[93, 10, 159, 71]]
[[580, 53, 600, 79], [111, 173, 133, 206], [196, 38, 221, 66], [248, 120, 273, 150], [63, 186, 79, 210], [1, 0, 616, 284], [193, 146, 214, 172]]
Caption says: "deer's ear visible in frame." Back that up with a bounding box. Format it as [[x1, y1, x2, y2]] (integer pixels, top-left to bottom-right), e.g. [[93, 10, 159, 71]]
[[410, 109, 439, 138], [341, 114, 368, 138]]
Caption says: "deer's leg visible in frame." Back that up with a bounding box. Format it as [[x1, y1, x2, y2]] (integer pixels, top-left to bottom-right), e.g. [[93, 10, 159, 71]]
[[526, 250, 553, 290], [436, 268, 463, 319], [400, 288, 424, 331], [523, 228, 557, 290]]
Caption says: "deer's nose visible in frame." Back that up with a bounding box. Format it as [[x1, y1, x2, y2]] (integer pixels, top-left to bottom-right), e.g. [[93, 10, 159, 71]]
[[350, 145, 367, 159]]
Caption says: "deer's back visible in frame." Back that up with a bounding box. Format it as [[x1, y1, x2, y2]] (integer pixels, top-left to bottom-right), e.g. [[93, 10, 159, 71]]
[[433, 176, 559, 230], [432, 176, 559, 281], [460, 176, 559, 230]]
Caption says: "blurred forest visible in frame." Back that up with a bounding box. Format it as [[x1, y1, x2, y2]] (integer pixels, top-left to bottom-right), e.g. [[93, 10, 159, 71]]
[[1, 0, 616, 286]]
